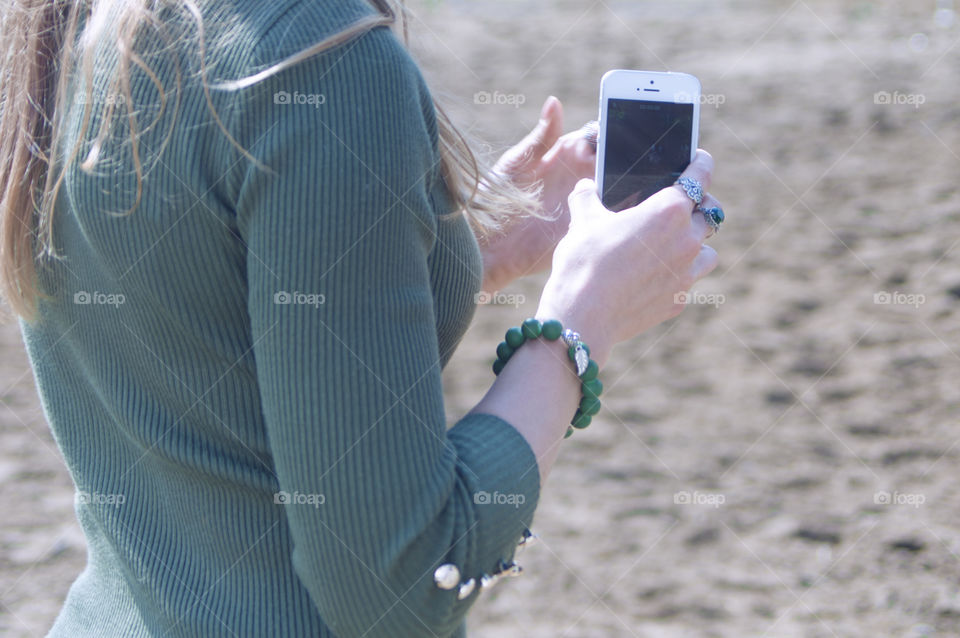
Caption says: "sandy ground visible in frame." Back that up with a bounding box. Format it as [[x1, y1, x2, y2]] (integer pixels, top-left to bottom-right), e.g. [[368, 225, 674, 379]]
[[3, 0, 960, 636]]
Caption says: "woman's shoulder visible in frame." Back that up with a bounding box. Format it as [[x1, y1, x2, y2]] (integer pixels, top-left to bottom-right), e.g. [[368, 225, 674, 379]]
[[201, 0, 391, 68]]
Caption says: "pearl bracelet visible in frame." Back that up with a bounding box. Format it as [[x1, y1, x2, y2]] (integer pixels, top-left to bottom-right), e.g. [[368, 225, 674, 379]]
[[493, 318, 603, 438]]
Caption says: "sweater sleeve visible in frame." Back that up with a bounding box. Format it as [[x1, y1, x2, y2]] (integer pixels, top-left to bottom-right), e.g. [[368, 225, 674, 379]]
[[231, 22, 541, 638]]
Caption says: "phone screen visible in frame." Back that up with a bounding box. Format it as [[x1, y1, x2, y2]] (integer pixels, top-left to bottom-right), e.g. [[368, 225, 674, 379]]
[[601, 98, 694, 212]]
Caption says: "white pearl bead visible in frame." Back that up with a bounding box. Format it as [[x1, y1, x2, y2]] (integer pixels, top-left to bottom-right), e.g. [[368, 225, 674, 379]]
[[433, 564, 460, 590], [480, 573, 499, 589], [457, 578, 476, 600]]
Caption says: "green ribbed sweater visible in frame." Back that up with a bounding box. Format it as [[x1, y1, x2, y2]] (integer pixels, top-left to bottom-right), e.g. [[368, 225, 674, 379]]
[[20, 2, 541, 636]]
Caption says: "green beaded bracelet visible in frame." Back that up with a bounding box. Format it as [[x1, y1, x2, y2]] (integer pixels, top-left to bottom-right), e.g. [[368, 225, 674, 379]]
[[492, 318, 602, 438]]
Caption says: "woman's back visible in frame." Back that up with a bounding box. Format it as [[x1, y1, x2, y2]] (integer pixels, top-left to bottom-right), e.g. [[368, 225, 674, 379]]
[[22, 1, 525, 635]]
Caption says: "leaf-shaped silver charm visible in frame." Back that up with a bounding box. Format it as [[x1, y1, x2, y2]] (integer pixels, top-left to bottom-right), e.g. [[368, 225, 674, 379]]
[[574, 346, 589, 376]]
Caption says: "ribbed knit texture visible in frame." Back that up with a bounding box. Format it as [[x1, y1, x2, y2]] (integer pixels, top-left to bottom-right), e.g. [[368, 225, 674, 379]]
[[19, 2, 541, 636]]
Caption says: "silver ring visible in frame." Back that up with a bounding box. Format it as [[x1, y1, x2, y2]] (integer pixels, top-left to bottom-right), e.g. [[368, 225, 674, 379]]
[[697, 205, 724, 237], [580, 121, 598, 149], [675, 177, 704, 205]]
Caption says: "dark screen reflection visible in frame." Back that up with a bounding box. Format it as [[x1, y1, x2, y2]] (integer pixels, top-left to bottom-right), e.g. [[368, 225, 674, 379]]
[[602, 99, 693, 212]]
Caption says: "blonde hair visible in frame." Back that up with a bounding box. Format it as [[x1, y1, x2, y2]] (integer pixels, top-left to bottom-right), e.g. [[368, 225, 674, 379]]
[[0, 0, 540, 319]]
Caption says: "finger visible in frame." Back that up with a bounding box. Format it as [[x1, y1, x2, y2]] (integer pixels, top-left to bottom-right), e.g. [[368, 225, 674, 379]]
[[542, 133, 597, 181], [495, 97, 564, 176], [622, 149, 715, 218], [545, 126, 594, 153], [544, 128, 597, 161], [690, 193, 723, 242], [677, 149, 714, 195], [665, 149, 715, 213], [699, 193, 722, 210], [689, 244, 719, 280], [521, 97, 564, 161], [567, 141, 598, 178]]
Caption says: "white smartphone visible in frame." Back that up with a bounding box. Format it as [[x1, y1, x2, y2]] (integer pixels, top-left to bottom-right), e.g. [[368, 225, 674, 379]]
[[595, 70, 701, 212]]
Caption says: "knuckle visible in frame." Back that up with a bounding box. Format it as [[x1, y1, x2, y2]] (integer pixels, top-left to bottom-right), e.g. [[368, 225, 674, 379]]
[[659, 195, 690, 224], [569, 179, 594, 201], [574, 177, 594, 191]]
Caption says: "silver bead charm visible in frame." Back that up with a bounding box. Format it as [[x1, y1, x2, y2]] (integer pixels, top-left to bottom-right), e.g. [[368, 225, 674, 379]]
[[498, 559, 523, 578], [480, 572, 499, 590], [561, 329, 581, 348], [434, 564, 460, 590], [457, 578, 476, 600], [518, 529, 538, 549]]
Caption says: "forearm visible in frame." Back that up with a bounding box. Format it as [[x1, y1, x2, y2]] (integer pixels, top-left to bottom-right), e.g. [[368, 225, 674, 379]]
[[469, 340, 577, 484]]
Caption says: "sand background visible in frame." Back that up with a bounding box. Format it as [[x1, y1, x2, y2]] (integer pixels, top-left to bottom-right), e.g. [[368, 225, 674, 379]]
[[2, 1, 960, 636]]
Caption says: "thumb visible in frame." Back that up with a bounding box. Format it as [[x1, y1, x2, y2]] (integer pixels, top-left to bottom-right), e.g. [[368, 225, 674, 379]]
[[525, 96, 564, 160], [498, 96, 564, 175]]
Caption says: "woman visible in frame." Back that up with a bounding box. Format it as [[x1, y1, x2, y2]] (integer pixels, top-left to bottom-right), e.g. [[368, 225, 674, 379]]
[[0, 0, 721, 636]]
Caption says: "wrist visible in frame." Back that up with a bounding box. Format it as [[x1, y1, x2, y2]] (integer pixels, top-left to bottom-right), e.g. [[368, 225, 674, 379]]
[[534, 294, 612, 370], [492, 317, 606, 438]]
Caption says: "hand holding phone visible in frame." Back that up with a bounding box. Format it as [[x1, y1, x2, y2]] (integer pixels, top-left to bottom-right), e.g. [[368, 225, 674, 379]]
[[595, 70, 701, 212]]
